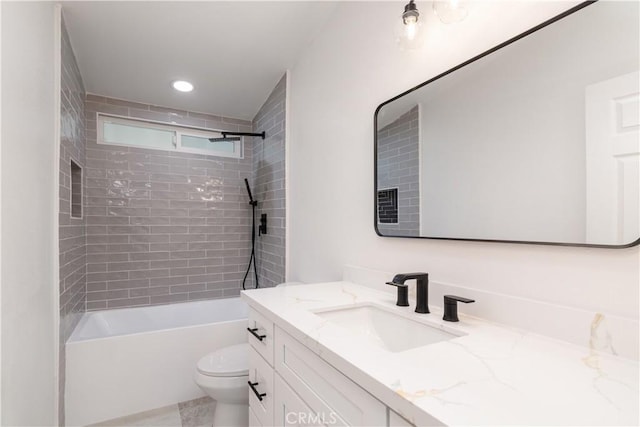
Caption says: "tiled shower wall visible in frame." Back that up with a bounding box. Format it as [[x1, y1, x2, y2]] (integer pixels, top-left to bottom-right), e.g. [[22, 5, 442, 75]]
[[83, 96, 254, 310], [59, 15, 86, 424], [377, 105, 420, 236], [252, 74, 287, 288]]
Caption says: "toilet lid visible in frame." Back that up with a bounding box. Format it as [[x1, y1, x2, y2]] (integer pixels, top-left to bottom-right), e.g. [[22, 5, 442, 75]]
[[197, 343, 249, 377]]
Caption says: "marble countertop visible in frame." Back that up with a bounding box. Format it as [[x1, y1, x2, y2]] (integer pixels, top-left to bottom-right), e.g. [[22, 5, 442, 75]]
[[241, 281, 639, 426]]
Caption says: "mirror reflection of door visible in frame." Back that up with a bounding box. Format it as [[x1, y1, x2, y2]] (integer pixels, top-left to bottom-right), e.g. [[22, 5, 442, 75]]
[[586, 71, 640, 244]]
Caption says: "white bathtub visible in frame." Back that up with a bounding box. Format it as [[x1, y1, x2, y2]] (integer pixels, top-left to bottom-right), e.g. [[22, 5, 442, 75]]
[[65, 298, 248, 426]]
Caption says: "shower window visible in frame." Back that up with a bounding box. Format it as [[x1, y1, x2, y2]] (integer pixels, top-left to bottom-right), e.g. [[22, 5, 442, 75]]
[[97, 113, 243, 159]]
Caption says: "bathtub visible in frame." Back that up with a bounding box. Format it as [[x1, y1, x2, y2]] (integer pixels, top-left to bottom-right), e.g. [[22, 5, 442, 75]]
[[65, 298, 248, 426]]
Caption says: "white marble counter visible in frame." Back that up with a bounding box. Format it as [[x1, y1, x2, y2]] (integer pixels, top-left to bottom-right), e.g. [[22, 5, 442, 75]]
[[241, 282, 639, 426]]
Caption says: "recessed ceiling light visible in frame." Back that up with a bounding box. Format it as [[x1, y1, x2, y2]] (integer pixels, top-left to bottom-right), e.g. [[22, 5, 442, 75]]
[[172, 80, 194, 92]]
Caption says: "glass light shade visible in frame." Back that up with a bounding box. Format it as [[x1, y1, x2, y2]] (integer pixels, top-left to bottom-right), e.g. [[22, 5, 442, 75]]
[[395, 14, 425, 50], [433, 0, 469, 24]]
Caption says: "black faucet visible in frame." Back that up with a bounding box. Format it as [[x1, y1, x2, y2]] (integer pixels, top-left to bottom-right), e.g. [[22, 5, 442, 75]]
[[386, 273, 430, 313]]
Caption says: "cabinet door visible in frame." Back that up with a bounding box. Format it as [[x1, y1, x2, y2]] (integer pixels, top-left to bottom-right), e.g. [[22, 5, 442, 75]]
[[275, 327, 386, 426], [249, 346, 274, 427], [274, 373, 336, 426], [249, 407, 263, 427]]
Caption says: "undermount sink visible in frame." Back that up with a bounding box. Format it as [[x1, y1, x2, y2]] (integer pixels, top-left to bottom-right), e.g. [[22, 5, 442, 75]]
[[314, 304, 459, 353]]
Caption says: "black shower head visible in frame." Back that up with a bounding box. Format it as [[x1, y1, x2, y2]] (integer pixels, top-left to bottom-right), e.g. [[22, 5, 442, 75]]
[[244, 178, 255, 205], [208, 136, 241, 143], [209, 131, 266, 144]]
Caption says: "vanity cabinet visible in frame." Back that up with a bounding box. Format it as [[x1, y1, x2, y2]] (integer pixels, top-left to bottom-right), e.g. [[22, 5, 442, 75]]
[[247, 307, 416, 427], [247, 309, 275, 426]]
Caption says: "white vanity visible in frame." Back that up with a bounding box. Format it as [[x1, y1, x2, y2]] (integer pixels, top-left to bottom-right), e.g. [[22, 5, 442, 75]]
[[242, 282, 638, 426]]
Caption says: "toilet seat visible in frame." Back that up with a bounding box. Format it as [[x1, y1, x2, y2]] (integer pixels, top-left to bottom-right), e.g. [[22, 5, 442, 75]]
[[197, 343, 249, 377]]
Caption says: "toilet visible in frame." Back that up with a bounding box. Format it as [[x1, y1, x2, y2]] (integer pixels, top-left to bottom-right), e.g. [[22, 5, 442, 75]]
[[194, 343, 250, 427], [194, 283, 304, 426]]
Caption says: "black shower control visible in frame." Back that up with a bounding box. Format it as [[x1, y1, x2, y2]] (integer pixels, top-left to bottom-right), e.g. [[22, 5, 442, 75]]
[[259, 214, 267, 235], [443, 295, 475, 322]]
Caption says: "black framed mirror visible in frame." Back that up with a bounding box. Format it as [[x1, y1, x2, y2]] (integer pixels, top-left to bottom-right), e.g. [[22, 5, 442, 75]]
[[374, 1, 640, 248]]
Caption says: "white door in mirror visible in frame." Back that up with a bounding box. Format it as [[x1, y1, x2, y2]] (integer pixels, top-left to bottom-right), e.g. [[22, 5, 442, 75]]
[[586, 71, 640, 245]]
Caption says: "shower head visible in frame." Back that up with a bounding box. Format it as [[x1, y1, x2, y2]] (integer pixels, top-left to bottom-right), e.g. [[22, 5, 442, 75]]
[[209, 130, 266, 144], [208, 136, 241, 143], [244, 178, 256, 205]]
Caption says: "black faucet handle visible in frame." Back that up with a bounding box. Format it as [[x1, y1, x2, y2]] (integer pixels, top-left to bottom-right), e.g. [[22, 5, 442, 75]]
[[386, 282, 410, 307], [445, 295, 474, 304], [443, 295, 475, 322]]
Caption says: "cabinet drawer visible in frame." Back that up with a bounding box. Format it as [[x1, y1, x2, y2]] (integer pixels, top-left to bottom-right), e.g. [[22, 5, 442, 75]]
[[248, 308, 274, 366], [275, 327, 386, 426], [249, 346, 274, 427]]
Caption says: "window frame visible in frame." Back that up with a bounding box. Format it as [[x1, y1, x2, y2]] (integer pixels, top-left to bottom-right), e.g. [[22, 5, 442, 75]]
[[96, 113, 244, 159]]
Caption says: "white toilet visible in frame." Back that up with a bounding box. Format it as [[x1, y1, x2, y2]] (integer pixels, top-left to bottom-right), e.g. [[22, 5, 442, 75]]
[[194, 283, 304, 426], [194, 343, 250, 427]]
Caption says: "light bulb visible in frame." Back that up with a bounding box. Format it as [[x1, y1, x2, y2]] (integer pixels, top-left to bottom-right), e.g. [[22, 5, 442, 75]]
[[405, 20, 417, 41], [433, 0, 468, 24]]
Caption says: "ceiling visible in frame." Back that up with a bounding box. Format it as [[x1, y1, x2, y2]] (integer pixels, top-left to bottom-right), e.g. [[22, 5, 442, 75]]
[[62, 1, 338, 120]]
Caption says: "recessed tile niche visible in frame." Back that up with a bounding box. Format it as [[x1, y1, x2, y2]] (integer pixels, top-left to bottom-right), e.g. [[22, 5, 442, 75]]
[[70, 159, 82, 219], [377, 188, 398, 224]]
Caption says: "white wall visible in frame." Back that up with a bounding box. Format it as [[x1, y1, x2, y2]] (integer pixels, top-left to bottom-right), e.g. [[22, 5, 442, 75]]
[[1, 2, 59, 425], [0, 2, 3, 421], [289, 1, 639, 340]]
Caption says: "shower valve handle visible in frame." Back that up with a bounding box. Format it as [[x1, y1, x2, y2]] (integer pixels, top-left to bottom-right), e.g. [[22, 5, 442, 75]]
[[259, 214, 267, 236]]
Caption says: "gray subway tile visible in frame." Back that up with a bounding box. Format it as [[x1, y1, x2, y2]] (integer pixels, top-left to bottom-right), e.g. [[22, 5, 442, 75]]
[[150, 259, 188, 269], [170, 283, 206, 294], [107, 261, 150, 272], [86, 290, 129, 302], [129, 269, 170, 279], [86, 271, 128, 283], [130, 286, 170, 298], [150, 294, 189, 305], [78, 93, 266, 309], [107, 297, 150, 309], [107, 278, 150, 290]]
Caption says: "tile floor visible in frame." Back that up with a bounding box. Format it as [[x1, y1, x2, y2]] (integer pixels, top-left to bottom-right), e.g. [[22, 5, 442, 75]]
[[91, 396, 215, 427]]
